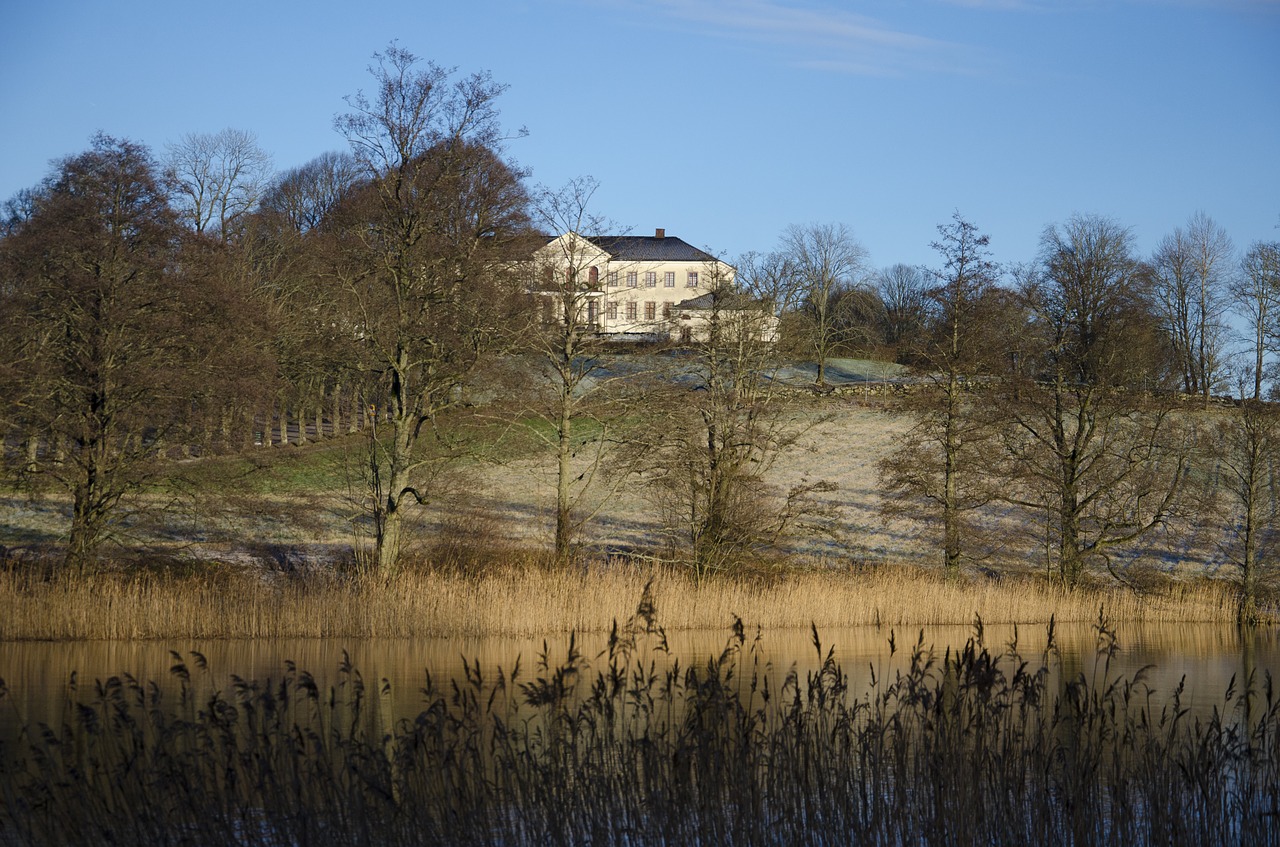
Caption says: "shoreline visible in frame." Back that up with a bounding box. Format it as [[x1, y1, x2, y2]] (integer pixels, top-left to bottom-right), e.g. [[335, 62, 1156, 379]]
[[0, 558, 1244, 641]]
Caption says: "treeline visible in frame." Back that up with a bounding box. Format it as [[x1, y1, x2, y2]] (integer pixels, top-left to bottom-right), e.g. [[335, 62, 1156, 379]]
[[2, 44, 1279, 617], [742, 216, 1280, 401], [0, 47, 544, 574], [863, 214, 1280, 623], [730, 213, 1280, 622]]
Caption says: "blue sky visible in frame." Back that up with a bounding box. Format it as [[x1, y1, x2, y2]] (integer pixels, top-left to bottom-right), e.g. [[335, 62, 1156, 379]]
[[2, 0, 1277, 272]]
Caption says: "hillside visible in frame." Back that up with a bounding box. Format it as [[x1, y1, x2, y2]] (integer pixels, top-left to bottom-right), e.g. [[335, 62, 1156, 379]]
[[0, 356, 1224, 584]]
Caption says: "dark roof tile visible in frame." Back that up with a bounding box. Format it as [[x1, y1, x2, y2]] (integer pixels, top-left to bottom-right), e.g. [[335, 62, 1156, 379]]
[[586, 235, 717, 263]]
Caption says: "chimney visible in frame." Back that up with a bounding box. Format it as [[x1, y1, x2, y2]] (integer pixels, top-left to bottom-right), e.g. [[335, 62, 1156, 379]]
[[655, 228, 665, 239]]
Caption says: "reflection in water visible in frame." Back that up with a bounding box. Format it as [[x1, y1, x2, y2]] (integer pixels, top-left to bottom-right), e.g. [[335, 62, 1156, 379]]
[[5, 621, 1280, 845], [3, 621, 1277, 733]]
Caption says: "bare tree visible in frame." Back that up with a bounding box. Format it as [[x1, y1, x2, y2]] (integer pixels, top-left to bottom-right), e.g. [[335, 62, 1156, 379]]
[[828, 282, 887, 356], [1211, 399, 1280, 625], [780, 223, 869, 388], [250, 151, 369, 446], [991, 214, 1188, 587], [259, 151, 361, 235], [330, 44, 530, 572], [880, 214, 1001, 575], [1, 188, 40, 238], [875, 262, 930, 350], [172, 230, 283, 453], [521, 177, 642, 561], [166, 128, 273, 240], [0, 134, 238, 569], [1152, 212, 1235, 405], [646, 259, 831, 580], [737, 249, 797, 316], [1233, 241, 1280, 400]]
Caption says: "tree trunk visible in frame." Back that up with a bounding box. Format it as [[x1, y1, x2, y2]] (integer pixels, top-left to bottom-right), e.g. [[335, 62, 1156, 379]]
[[66, 509, 98, 572], [1059, 492, 1083, 586], [295, 403, 308, 445], [555, 390, 574, 562], [219, 406, 232, 451], [376, 501, 404, 573], [66, 438, 109, 572], [1255, 318, 1266, 402], [1199, 279, 1212, 410], [375, 426, 414, 573], [942, 375, 961, 575], [374, 347, 417, 574], [1240, 510, 1259, 625], [1239, 456, 1261, 626]]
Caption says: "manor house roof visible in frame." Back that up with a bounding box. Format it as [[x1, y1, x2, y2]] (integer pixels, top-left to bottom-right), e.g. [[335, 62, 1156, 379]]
[[585, 233, 717, 263]]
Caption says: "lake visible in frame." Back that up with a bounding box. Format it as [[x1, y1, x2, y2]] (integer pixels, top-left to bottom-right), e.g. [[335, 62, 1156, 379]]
[[5, 620, 1280, 846], [4, 619, 1277, 734]]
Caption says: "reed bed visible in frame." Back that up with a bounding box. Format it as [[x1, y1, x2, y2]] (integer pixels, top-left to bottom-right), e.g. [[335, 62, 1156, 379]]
[[2, 601, 1277, 846], [0, 558, 1240, 641]]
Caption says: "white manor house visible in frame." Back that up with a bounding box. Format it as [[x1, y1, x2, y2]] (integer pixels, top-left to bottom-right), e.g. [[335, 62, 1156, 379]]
[[530, 228, 774, 343]]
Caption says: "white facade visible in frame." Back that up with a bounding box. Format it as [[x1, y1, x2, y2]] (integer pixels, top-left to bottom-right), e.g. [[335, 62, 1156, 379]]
[[670, 292, 781, 345], [532, 229, 736, 339]]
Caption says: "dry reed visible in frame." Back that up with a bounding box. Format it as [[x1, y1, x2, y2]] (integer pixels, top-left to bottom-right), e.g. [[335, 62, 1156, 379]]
[[2, 603, 1277, 846], [0, 558, 1239, 641]]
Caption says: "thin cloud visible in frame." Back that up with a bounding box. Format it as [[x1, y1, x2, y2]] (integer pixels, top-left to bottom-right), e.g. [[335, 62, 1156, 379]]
[[604, 0, 989, 76]]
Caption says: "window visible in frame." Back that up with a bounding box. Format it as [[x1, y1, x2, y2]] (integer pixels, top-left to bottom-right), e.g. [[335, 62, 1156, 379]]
[[644, 271, 657, 288], [608, 271, 619, 287], [626, 272, 638, 288], [588, 266, 599, 287], [625, 301, 637, 320], [664, 271, 675, 288], [687, 271, 699, 288], [662, 303, 672, 319], [645, 301, 656, 320], [606, 302, 618, 320], [587, 301, 598, 325]]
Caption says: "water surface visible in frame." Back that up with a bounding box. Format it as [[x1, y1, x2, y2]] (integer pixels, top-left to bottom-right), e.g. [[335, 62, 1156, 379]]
[[2, 621, 1277, 735]]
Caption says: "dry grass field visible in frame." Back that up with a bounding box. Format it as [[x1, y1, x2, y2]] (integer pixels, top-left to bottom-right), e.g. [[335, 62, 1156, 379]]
[[443, 396, 1214, 583], [0, 389, 1226, 582], [6, 371, 935, 572], [462, 400, 930, 564]]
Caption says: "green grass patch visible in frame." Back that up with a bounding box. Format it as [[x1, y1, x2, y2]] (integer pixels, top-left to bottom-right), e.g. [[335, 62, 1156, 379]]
[[165, 436, 366, 497]]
